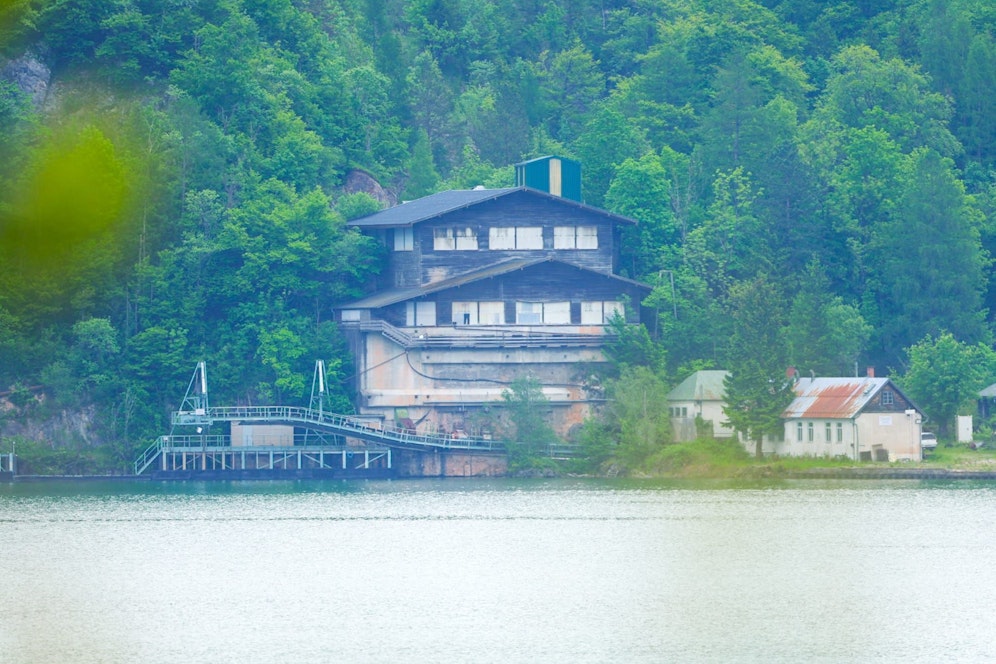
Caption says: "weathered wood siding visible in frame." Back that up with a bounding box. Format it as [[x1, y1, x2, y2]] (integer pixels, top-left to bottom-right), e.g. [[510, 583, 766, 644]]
[[396, 192, 620, 285], [377, 261, 644, 326]]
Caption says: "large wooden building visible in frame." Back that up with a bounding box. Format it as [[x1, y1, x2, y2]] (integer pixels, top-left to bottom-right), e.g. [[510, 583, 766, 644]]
[[337, 156, 650, 439]]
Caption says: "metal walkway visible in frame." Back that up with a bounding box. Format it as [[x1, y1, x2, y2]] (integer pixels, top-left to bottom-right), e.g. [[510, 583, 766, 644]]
[[174, 405, 504, 452], [133, 361, 576, 476]]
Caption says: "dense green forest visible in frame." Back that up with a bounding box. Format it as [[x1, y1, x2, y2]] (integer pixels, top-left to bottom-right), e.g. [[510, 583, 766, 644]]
[[2, 0, 996, 468]]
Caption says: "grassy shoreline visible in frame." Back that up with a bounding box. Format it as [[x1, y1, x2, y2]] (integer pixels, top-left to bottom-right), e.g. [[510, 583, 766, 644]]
[[615, 437, 996, 480]]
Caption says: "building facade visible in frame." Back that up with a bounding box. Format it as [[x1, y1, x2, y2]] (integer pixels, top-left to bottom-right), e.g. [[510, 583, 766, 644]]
[[337, 157, 650, 439], [775, 376, 924, 461]]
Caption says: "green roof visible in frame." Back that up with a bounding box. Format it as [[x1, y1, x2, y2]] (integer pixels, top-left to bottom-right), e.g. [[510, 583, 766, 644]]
[[667, 370, 729, 402]]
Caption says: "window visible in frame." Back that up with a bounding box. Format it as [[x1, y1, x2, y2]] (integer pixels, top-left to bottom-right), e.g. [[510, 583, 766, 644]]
[[452, 301, 476, 325], [478, 301, 505, 325], [881, 390, 894, 406], [394, 227, 413, 251], [544, 301, 571, 324], [581, 301, 624, 324], [552, 225, 599, 250], [489, 227, 514, 250], [516, 301, 542, 324], [405, 301, 436, 327], [807, 422, 814, 442], [489, 226, 543, 250], [554, 225, 598, 249], [455, 227, 478, 250], [433, 227, 477, 250], [836, 422, 843, 443], [825, 422, 832, 442], [515, 301, 571, 324], [797, 422, 803, 442], [451, 301, 505, 325]]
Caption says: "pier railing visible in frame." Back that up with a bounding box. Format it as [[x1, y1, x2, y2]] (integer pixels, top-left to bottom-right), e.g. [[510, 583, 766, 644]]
[[172, 405, 506, 452]]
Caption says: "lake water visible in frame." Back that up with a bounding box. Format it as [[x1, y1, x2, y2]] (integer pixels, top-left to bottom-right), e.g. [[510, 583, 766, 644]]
[[2, 478, 995, 663]]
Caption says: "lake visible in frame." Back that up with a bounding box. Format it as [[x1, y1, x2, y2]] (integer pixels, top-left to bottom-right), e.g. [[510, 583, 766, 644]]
[[1, 478, 995, 663]]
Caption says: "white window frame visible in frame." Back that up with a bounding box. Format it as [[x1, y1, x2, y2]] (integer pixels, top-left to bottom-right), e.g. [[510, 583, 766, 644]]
[[581, 301, 624, 325], [490, 226, 543, 250], [554, 225, 598, 249], [405, 301, 437, 327], [452, 301, 477, 325], [516, 301, 543, 324], [489, 227, 515, 250], [515, 301, 570, 324], [544, 301, 570, 324], [394, 227, 413, 251], [433, 227, 455, 251], [478, 301, 505, 325], [454, 227, 478, 250], [517, 226, 543, 249]]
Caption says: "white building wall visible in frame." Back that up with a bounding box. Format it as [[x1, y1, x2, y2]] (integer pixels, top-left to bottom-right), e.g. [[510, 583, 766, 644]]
[[854, 411, 921, 461]]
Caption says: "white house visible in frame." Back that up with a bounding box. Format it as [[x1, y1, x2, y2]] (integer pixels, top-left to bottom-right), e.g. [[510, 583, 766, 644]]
[[772, 376, 924, 462], [666, 370, 735, 441]]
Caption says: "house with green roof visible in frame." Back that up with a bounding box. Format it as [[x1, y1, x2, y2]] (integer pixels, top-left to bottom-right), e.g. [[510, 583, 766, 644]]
[[666, 370, 734, 442]]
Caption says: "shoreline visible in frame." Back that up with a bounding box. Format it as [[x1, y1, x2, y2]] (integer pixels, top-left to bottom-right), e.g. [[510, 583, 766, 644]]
[[6, 466, 996, 482]]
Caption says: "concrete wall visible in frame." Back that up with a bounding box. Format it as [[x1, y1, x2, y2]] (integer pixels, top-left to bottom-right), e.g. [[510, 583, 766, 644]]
[[356, 328, 605, 439], [394, 449, 508, 477]]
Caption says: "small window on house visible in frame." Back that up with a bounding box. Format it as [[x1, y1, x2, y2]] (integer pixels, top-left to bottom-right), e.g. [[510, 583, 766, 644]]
[[807, 422, 814, 442], [681, 407, 688, 418], [517, 226, 543, 249], [516, 301, 543, 324], [581, 301, 625, 324], [797, 422, 803, 442], [881, 390, 894, 406], [553, 226, 599, 249], [577, 225, 598, 248], [434, 227, 477, 250], [394, 227, 413, 251], [478, 301, 505, 325], [433, 227, 454, 251], [515, 301, 570, 324], [836, 422, 843, 443], [825, 422, 832, 442], [452, 302, 477, 325], [544, 301, 571, 324], [455, 227, 478, 250], [489, 226, 543, 250], [405, 301, 437, 327]]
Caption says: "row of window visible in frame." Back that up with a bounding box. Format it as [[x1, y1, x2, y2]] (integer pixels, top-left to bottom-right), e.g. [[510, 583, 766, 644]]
[[405, 300, 623, 326], [796, 421, 845, 443], [393, 226, 599, 252]]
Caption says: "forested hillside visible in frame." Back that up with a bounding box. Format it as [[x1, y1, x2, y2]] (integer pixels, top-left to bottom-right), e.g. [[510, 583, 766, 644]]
[[2, 0, 996, 465]]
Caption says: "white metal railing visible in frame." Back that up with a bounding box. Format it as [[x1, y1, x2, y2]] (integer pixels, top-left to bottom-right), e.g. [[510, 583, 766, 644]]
[[172, 405, 505, 451]]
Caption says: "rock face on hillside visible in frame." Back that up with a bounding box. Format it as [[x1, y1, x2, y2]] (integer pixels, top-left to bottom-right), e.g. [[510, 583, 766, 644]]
[[342, 169, 396, 207], [1, 52, 51, 109]]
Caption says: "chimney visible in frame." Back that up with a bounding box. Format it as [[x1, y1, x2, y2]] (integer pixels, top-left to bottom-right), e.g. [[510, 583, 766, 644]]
[[867, 367, 875, 378]]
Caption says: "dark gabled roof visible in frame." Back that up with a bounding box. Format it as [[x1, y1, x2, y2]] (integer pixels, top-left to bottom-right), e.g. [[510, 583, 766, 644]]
[[347, 186, 638, 228], [339, 258, 650, 310]]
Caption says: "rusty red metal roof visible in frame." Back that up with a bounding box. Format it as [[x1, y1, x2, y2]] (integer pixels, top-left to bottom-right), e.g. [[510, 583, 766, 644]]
[[782, 377, 890, 420]]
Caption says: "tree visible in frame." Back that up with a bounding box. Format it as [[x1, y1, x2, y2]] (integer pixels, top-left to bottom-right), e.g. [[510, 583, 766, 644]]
[[866, 149, 990, 369], [604, 365, 672, 470], [723, 276, 794, 457], [901, 332, 996, 437], [501, 375, 559, 468], [784, 259, 870, 376]]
